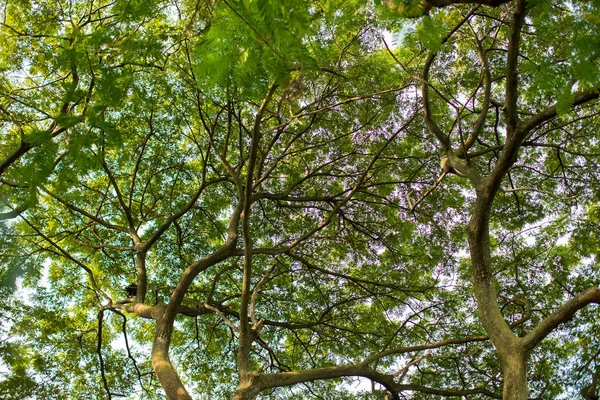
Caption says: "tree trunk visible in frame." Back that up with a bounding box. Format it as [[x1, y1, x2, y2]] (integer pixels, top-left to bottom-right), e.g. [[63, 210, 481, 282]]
[[231, 390, 257, 400], [467, 194, 530, 400], [231, 373, 260, 400], [500, 350, 529, 400], [152, 322, 193, 400]]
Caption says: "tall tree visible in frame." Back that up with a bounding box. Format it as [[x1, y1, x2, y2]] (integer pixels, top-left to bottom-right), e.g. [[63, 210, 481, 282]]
[[1, 0, 599, 399]]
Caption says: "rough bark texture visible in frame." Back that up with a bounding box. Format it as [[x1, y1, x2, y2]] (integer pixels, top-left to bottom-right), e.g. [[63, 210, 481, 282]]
[[499, 350, 529, 400], [152, 326, 193, 400], [231, 373, 261, 400]]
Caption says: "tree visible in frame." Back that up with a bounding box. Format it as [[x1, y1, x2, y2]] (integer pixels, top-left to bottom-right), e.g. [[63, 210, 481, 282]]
[[0, 0, 599, 399]]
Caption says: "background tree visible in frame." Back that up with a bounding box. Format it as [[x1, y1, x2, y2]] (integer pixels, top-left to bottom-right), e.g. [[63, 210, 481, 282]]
[[1, 0, 599, 399]]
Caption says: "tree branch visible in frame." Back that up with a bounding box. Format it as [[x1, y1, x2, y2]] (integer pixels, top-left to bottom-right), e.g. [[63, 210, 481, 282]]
[[523, 287, 600, 351]]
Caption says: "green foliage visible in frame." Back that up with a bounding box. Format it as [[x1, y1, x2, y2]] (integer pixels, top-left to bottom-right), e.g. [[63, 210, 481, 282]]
[[382, 0, 429, 18], [0, 0, 599, 399]]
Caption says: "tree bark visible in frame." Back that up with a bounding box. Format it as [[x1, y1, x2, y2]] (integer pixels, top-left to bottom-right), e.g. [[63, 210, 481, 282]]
[[231, 373, 261, 400], [499, 349, 529, 400], [152, 321, 193, 400]]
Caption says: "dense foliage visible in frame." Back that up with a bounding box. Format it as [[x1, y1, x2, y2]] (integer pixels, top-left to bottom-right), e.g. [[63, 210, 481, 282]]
[[0, 0, 599, 399]]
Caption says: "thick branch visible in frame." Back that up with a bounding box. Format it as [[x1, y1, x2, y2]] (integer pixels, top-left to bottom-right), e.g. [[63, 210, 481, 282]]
[[256, 364, 501, 398], [504, 0, 525, 135], [519, 89, 600, 134], [361, 335, 489, 366], [0, 142, 33, 176], [523, 287, 600, 351], [107, 302, 160, 320], [150, 201, 242, 400], [0, 205, 26, 220]]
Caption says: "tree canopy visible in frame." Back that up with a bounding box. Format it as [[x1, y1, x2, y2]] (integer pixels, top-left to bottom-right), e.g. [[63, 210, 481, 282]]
[[0, 0, 599, 399]]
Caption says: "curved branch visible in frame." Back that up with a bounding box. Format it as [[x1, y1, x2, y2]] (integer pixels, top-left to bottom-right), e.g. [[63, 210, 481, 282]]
[[97, 310, 112, 400], [362, 335, 489, 366], [523, 287, 600, 351], [239, 83, 279, 376], [256, 363, 501, 399], [421, 8, 478, 151], [107, 302, 160, 320], [110, 309, 148, 395], [463, 27, 491, 151], [150, 201, 242, 400], [519, 89, 600, 135]]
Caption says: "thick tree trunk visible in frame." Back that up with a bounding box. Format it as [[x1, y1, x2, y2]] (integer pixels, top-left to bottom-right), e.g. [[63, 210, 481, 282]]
[[500, 350, 529, 400], [152, 322, 193, 400], [152, 353, 192, 400], [467, 190, 530, 400], [231, 389, 257, 400], [231, 373, 260, 400]]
